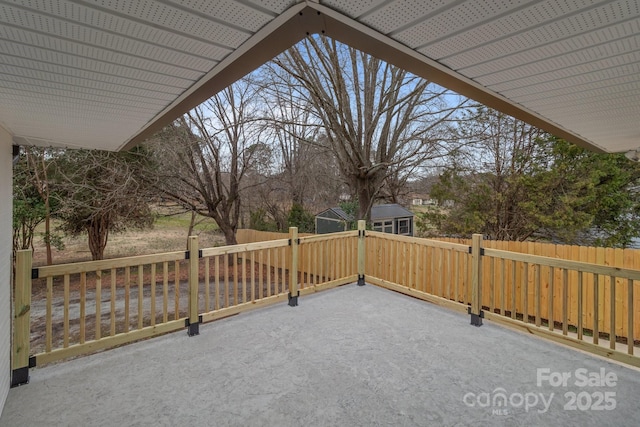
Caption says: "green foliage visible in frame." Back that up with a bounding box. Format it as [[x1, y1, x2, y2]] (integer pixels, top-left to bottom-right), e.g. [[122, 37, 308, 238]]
[[429, 135, 640, 247], [12, 193, 46, 251], [44, 232, 66, 251], [415, 206, 445, 237], [250, 209, 279, 232], [287, 203, 315, 233], [338, 200, 358, 230], [54, 147, 155, 260], [12, 154, 47, 251], [522, 137, 640, 247]]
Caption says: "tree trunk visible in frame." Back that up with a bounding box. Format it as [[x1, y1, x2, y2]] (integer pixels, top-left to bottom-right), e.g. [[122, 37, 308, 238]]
[[26, 148, 54, 264], [87, 217, 108, 260], [44, 198, 52, 265], [219, 223, 237, 246], [187, 210, 197, 250], [354, 172, 384, 222]]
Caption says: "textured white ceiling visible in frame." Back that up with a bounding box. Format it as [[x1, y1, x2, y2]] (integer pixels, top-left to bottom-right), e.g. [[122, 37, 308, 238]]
[[0, 0, 638, 153]]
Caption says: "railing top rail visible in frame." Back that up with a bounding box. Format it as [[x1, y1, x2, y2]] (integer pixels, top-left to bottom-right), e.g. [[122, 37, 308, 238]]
[[484, 248, 640, 280], [200, 239, 289, 257], [36, 250, 187, 278], [299, 230, 358, 243], [367, 231, 469, 252]]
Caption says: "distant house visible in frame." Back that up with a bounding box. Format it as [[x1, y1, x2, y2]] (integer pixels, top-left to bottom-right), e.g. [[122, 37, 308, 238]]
[[315, 204, 414, 236], [410, 193, 437, 206]]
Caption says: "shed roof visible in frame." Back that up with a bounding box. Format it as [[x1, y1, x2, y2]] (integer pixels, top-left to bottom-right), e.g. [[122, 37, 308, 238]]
[[318, 204, 414, 221], [317, 207, 352, 221], [371, 204, 414, 221]]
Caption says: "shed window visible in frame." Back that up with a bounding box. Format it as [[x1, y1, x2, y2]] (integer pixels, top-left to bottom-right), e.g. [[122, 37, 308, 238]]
[[398, 219, 410, 235], [374, 220, 393, 234]]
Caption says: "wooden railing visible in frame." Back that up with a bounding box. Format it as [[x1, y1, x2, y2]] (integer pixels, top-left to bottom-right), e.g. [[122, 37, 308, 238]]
[[12, 226, 640, 387], [480, 247, 638, 360], [366, 232, 640, 367], [241, 228, 640, 368], [365, 231, 472, 313], [11, 228, 359, 386], [26, 249, 189, 366]]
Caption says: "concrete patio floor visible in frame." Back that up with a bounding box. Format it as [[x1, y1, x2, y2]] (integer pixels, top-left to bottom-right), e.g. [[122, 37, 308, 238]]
[[2, 284, 640, 426]]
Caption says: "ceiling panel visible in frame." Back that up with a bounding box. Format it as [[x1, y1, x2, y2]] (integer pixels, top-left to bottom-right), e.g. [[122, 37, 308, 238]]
[[496, 61, 640, 96], [0, 0, 638, 154], [439, 0, 634, 70], [244, 0, 300, 14], [396, 0, 539, 52], [320, 0, 390, 19], [359, 0, 451, 35], [461, 21, 640, 80]]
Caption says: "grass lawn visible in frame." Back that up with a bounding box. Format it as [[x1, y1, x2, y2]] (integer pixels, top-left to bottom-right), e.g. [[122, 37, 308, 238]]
[[30, 209, 225, 266], [153, 211, 219, 232]]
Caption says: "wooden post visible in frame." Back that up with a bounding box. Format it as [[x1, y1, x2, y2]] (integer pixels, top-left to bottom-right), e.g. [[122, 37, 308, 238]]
[[187, 235, 200, 336], [12, 249, 32, 386], [357, 220, 366, 286], [470, 234, 483, 326], [288, 227, 299, 306]]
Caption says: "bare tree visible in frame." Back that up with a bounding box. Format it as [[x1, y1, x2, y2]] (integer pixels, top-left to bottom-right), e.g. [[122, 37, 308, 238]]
[[272, 36, 465, 221], [149, 77, 262, 246], [12, 151, 47, 254], [257, 66, 324, 207], [24, 147, 56, 264]]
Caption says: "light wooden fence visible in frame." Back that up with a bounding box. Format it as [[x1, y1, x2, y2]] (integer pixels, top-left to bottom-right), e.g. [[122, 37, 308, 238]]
[[435, 238, 640, 341], [367, 232, 640, 366], [236, 228, 640, 368], [237, 228, 314, 243], [237, 229, 357, 280], [11, 229, 358, 386], [365, 231, 472, 313], [12, 227, 640, 387]]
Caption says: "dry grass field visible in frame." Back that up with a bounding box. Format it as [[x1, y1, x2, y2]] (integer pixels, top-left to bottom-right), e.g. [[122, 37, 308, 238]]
[[31, 211, 226, 267]]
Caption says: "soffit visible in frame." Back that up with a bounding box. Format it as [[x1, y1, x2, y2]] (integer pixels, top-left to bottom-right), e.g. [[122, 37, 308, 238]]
[[0, 0, 637, 153]]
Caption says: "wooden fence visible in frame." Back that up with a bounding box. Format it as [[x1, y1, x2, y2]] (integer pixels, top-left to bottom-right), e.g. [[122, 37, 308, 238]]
[[435, 238, 640, 339], [236, 228, 313, 243], [12, 226, 640, 387], [237, 229, 357, 279], [236, 228, 640, 368], [11, 229, 359, 386]]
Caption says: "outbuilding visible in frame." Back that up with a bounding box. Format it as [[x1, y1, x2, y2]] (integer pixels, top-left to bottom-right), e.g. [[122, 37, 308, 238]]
[[315, 204, 414, 236]]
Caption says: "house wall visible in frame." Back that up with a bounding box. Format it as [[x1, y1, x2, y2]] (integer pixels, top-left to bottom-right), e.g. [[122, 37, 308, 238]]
[[0, 126, 12, 414]]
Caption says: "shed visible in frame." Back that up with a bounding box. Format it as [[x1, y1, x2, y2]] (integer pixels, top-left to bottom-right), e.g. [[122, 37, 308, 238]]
[[315, 207, 354, 234], [315, 204, 414, 236]]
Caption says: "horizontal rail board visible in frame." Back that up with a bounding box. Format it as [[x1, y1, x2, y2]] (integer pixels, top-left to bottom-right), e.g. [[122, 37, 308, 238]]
[[484, 248, 640, 280], [367, 276, 468, 315], [299, 231, 358, 244], [299, 275, 357, 296], [200, 239, 289, 257], [482, 312, 640, 368], [33, 319, 186, 365], [200, 294, 289, 323], [37, 251, 186, 277], [367, 231, 469, 252]]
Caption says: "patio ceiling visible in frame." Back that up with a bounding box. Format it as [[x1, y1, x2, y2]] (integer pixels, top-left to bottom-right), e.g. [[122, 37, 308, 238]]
[[0, 0, 638, 153]]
